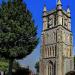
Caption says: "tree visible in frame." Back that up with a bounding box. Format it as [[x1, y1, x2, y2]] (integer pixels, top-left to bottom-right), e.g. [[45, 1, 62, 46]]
[[6, 61, 21, 75], [74, 56, 75, 69], [12, 61, 20, 70], [0, 58, 8, 71], [35, 62, 39, 75], [0, 0, 38, 75]]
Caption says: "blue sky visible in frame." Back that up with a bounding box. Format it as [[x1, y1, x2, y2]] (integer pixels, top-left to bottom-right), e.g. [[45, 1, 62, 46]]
[[0, 0, 75, 73]]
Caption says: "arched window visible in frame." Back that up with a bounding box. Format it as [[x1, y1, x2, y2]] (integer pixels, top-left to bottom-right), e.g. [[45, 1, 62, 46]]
[[48, 61, 53, 75], [53, 32, 56, 40], [55, 45, 57, 56], [53, 47, 55, 57], [48, 47, 49, 57], [62, 17, 64, 26], [52, 46, 54, 57], [70, 47, 71, 56], [50, 47, 51, 56], [50, 65, 52, 75], [48, 64, 52, 75], [51, 46, 52, 57]]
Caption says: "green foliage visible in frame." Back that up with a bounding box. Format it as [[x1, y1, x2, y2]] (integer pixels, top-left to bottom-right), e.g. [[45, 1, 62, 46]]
[[0, 58, 8, 71], [35, 62, 39, 73], [0, 0, 38, 75], [0, 0, 38, 59], [0, 59, 20, 72]]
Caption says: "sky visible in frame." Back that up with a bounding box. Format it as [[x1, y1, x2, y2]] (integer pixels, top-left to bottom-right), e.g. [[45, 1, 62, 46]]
[[0, 0, 75, 73]]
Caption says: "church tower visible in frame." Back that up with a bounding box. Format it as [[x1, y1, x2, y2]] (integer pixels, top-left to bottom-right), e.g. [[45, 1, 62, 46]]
[[39, 0, 74, 75]]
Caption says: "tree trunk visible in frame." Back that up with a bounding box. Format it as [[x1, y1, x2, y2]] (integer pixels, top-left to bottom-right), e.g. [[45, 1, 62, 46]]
[[8, 59, 14, 75]]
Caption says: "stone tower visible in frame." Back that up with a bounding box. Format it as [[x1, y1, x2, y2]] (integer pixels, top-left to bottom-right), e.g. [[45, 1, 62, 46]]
[[39, 0, 74, 75]]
